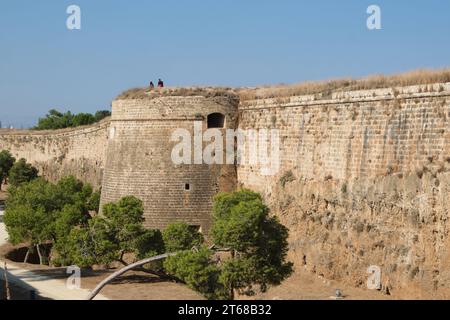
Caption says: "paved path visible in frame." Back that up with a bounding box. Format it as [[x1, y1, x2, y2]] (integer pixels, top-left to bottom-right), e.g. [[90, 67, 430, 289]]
[[0, 210, 108, 300]]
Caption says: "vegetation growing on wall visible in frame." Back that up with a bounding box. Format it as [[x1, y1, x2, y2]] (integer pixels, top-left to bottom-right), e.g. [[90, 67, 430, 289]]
[[33, 109, 111, 130]]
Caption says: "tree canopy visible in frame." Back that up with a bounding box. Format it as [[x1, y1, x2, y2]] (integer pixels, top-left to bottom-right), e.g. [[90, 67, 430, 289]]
[[61, 196, 165, 267], [0, 150, 15, 190], [210, 190, 293, 296], [33, 109, 111, 130], [164, 189, 293, 300], [8, 158, 38, 187], [4, 176, 97, 265], [164, 246, 226, 300], [162, 221, 204, 252]]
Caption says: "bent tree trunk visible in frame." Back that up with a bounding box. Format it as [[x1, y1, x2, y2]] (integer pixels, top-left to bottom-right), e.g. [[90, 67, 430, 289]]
[[86, 253, 177, 300]]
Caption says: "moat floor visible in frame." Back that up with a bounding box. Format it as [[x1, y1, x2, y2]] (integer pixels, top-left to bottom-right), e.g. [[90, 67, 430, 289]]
[[248, 270, 393, 300]]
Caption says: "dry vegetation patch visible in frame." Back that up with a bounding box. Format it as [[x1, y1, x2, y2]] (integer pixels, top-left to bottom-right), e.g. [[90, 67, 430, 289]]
[[116, 86, 240, 102], [239, 69, 450, 100]]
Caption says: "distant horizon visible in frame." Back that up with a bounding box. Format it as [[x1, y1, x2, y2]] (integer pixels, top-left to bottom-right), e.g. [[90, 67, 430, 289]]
[[1, 0, 450, 128]]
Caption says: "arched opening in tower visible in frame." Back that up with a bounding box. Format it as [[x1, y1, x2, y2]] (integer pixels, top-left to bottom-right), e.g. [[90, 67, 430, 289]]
[[207, 113, 225, 128]]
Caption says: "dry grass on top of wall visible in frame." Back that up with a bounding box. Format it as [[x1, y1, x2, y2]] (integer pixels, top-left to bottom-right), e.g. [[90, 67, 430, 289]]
[[116, 86, 240, 103], [238, 68, 450, 100], [116, 69, 450, 102]]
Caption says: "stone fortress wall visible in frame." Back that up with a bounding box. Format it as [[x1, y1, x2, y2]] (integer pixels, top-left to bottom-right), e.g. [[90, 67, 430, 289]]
[[100, 95, 238, 230], [1, 81, 450, 297], [237, 82, 450, 298], [0, 119, 109, 188]]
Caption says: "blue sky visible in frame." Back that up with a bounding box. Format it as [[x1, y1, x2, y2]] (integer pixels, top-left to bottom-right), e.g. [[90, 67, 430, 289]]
[[0, 0, 449, 128]]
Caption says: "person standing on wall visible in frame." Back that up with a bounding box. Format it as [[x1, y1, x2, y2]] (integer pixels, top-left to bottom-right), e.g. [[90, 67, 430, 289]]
[[158, 79, 164, 88], [149, 81, 155, 90]]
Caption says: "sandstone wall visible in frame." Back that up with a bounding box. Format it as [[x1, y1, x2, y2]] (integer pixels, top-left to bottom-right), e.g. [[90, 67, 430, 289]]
[[101, 96, 238, 231], [0, 120, 110, 188], [237, 83, 450, 298]]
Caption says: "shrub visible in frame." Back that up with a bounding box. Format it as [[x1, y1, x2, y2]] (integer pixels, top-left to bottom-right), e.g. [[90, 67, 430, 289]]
[[8, 159, 38, 187], [0, 150, 15, 190], [33, 109, 110, 130], [164, 247, 227, 300], [279, 170, 296, 188]]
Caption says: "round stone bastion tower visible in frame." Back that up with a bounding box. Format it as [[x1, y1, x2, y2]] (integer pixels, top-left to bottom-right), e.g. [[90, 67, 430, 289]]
[[100, 90, 239, 232]]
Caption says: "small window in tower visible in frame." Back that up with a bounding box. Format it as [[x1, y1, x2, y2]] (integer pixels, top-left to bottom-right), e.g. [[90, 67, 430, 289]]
[[207, 113, 225, 128], [185, 183, 191, 191]]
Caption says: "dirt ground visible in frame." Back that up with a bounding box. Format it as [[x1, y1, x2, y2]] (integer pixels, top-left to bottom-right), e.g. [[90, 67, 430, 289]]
[[17, 265, 204, 300], [247, 268, 394, 300]]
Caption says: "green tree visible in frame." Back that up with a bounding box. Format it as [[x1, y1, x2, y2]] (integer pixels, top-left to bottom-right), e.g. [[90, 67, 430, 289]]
[[62, 216, 118, 267], [65, 196, 164, 267], [86, 189, 101, 213], [51, 204, 90, 266], [0, 150, 15, 190], [72, 113, 96, 127], [164, 190, 293, 300], [162, 222, 204, 252], [4, 179, 61, 264], [164, 246, 227, 300], [210, 189, 293, 298], [94, 110, 111, 122], [55, 176, 94, 208], [34, 109, 111, 130], [4, 176, 93, 265], [102, 196, 146, 262], [34, 109, 71, 130], [8, 159, 38, 187], [134, 229, 165, 260]]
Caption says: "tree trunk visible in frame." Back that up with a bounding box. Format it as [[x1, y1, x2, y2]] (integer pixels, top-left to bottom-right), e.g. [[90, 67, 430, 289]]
[[24, 248, 31, 263], [36, 244, 43, 265], [4, 262, 11, 300], [117, 250, 127, 266], [230, 250, 235, 300]]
